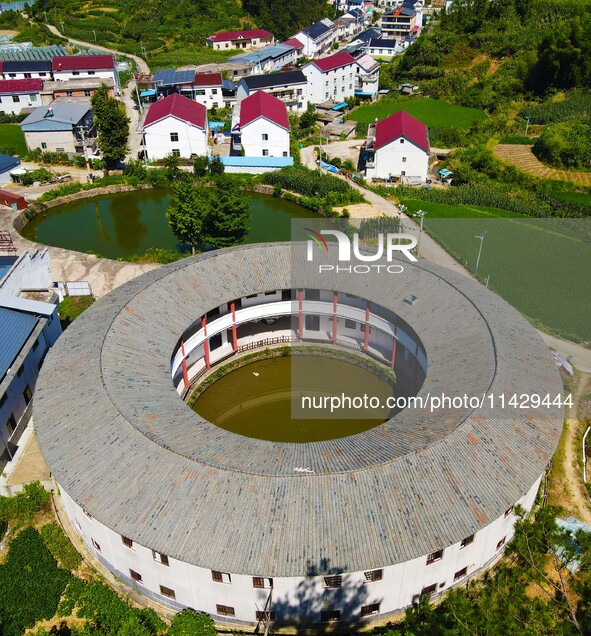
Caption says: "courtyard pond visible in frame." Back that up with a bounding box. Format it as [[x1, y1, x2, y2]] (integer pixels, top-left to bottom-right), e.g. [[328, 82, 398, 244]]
[[20, 189, 318, 259], [192, 353, 398, 443]]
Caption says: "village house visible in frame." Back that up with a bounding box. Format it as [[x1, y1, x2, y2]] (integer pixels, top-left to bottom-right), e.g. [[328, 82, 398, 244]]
[[20, 99, 95, 155], [368, 38, 403, 58], [40, 77, 115, 105], [51, 55, 119, 93], [0, 79, 43, 115], [206, 29, 274, 51], [143, 93, 208, 161], [236, 70, 308, 113], [191, 73, 224, 109], [355, 53, 380, 100], [0, 59, 51, 81], [380, 1, 423, 39], [364, 110, 429, 182], [237, 91, 290, 158], [229, 43, 297, 75], [293, 19, 338, 58], [302, 51, 358, 104]]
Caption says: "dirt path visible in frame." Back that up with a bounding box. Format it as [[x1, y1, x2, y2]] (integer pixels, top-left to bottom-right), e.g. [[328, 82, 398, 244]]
[[493, 144, 591, 185], [548, 372, 591, 522]]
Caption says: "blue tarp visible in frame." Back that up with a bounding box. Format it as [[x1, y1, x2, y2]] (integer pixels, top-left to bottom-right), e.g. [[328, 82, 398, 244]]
[[220, 156, 294, 168], [331, 102, 348, 111], [320, 161, 340, 174], [139, 89, 156, 97], [439, 168, 453, 178], [209, 121, 226, 130]]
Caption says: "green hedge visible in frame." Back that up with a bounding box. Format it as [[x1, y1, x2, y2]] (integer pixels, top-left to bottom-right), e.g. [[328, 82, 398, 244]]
[[40, 523, 82, 572], [0, 482, 51, 523], [0, 527, 71, 636]]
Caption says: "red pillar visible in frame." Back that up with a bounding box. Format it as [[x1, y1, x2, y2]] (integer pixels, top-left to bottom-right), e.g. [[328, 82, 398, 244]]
[[298, 289, 303, 341], [230, 302, 238, 351], [180, 339, 189, 389], [332, 291, 338, 345], [363, 302, 370, 352], [391, 325, 397, 370], [202, 316, 211, 370]]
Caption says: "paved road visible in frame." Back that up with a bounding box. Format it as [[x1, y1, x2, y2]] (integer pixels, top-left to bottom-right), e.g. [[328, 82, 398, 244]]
[[301, 145, 591, 372], [45, 24, 148, 160]]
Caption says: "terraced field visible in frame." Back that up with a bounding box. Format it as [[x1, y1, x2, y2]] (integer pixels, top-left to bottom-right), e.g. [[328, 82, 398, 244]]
[[494, 144, 591, 185]]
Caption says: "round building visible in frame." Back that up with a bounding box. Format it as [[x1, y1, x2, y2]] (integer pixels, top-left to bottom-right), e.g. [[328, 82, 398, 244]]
[[34, 242, 563, 628]]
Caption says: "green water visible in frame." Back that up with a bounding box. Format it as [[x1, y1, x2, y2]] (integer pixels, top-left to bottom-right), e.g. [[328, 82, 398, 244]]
[[20, 189, 317, 259], [193, 355, 396, 443]]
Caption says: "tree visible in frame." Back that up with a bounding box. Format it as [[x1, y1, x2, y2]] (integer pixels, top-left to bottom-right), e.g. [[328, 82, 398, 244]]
[[166, 180, 209, 254], [209, 156, 225, 176], [168, 609, 215, 636], [91, 85, 129, 169], [193, 155, 209, 177], [201, 176, 250, 248], [162, 153, 181, 180]]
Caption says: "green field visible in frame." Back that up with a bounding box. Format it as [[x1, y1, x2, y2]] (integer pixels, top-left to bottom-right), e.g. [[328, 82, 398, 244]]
[[349, 98, 487, 129], [401, 198, 591, 344], [0, 124, 27, 156], [550, 190, 591, 206]]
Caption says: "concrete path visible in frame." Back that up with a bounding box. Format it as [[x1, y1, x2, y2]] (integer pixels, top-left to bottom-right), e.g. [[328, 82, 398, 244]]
[[301, 144, 591, 371], [1, 206, 159, 298], [45, 24, 148, 161]]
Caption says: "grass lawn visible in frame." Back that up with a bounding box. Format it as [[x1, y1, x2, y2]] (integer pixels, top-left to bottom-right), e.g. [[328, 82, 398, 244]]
[[401, 198, 591, 344], [0, 124, 27, 155], [550, 191, 591, 206], [349, 98, 487, 129]]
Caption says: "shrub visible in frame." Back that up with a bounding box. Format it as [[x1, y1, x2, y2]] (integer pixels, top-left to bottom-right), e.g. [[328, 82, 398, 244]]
[[146, 168, 170, 188], [0, 527, 71, 636], [533, 121, 591, 170], [38, 183, 84, 202], [0, 481, 51, 523], [18, 168, 53, 186], [168, 609, 216, 636], [40, 523, 82, 572], [58, 296, 95, 327]]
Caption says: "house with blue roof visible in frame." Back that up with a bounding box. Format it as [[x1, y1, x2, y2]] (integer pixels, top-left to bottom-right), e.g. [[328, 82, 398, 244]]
[[0, 154, 19, 185], [0, 294, 61, 487], [229, 43, 297, 74], [293, 18, 338, 57], [20, 98, 95, 155]]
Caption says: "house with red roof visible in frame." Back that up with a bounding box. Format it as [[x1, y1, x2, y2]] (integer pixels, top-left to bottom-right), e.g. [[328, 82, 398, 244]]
[[206, 29, 274, 51], [0, 79, 43, 115], [51, 56, 119, 93], [191, 73, 224, 109], [364, 110, 429, 182], [302, 51, 358, 103], [143, 94, 208, 161], [237, 91, 290, 158]]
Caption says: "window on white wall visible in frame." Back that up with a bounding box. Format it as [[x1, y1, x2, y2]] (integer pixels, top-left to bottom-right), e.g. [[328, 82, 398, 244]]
[[402, 157, 407, 162], [172, 149, 180, 156], [262, 133, 268, 140], [170, 132, 179, 142], [262, 149, 269, 156], [91, 538, 101, 551], [160, 585, 176, 599], [130, 569, 143, 584], [212, 570, 231, 583], [152, 550, 170, 566]]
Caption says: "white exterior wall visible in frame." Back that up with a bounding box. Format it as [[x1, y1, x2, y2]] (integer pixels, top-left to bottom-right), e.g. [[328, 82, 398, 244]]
[[52, 69, 115, 83], [144, 116, 208, 161], [0, 91, 41, 115], [191, 86, 224, 109], [0, 250, 51, 298], [356, 67, 379, 98], [1, 71, 49, 80], [59, 475, 542, 626], [240, 118, 289, 158], [370, 137, 428, 181], [303, 63, 357, 104]]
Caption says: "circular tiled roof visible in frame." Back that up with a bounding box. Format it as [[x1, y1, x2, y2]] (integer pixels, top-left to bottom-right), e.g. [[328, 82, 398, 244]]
[[35, 243, 563, 576]]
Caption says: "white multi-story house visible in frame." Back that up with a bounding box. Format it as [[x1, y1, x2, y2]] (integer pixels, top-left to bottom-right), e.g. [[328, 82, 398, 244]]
[[236, 70, 308, 114], [380, 1, 423, 39], [364, 110, 429, 182], [143, 94, 208, 161], [302, 51, 358, 104], [191, 73, 224, 109], [336, 9, 366, 41], [0, 59, 51, 81], [294, 19, 337, 57], [52, 56, 119, 93], [238, 91, 290, 158], [0, 79, 43, 115], [355, 53, 380, 99]]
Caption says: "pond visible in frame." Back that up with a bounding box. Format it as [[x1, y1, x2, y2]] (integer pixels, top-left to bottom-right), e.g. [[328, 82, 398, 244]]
[[20, 189, 318, 259], [192, 354, 397, 443]]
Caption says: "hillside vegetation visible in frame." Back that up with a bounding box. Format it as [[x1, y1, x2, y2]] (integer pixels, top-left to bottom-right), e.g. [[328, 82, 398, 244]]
[[27, 0, 331, 67]]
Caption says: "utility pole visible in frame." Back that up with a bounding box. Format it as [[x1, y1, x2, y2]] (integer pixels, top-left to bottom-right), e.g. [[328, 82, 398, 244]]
[[413, 209, 428, 258], [59, 20, 64, 33], [92, 30, 97, 42], [77, 125, 91, 174], [474, 231, 487, 277], [525, 115, 531, 136]]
